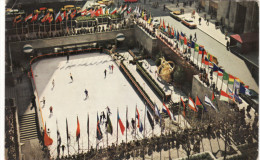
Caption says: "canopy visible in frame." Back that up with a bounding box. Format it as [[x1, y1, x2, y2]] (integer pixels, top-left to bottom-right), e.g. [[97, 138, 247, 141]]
[[230, 32, 259, 44]]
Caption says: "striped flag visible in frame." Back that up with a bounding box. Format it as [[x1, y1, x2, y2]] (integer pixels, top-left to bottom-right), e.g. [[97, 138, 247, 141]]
[[162, 103, 175, 120], [25, 13, 33, 22], [188, 97, 197, 112], [97, 113, 103, 140], [136, 107, 143, 132], [204, 95, 218, 111], [76, 116, 80, 141], [118, 112, 125, 135]]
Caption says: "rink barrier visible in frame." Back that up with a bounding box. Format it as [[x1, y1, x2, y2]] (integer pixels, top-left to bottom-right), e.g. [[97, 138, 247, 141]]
[[29, 47, 102, 135], [119, 61, 155, 112]]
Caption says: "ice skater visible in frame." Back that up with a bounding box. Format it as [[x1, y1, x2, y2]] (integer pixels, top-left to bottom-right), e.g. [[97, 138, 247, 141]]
[[67, 53, 70, 63], [49, 106, 53, 114], [52, 79, 55, 89], [70, 73, 73, 82], [104, 69, 107, 78], [109, 65, 111, 72], [84, 89, 88, 99], [61, 145, 65, 156], [111, 64, 114, 73]]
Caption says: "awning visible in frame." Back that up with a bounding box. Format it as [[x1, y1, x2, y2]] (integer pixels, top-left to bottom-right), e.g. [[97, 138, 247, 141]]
[[124, 0, 138, 2], [230, 32, 259, 44]]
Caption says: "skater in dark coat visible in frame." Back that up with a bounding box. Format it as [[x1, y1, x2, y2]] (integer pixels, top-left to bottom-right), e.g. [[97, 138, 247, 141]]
[[70, 73, 73, 82], [104, 69, 107, 78], [84, 89, 88, 99]]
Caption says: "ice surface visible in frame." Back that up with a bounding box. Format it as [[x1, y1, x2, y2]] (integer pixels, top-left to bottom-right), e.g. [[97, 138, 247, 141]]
[[32, 53, 163, 158]]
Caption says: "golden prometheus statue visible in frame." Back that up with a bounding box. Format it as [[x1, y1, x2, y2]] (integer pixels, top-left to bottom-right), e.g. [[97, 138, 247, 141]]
[[157, 57, 175, 83]]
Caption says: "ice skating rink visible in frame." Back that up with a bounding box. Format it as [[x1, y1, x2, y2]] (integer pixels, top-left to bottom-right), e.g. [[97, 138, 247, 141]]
[[32, 53, 161, 158]]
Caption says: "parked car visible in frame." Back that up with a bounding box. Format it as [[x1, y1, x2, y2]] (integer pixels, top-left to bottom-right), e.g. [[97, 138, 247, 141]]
[[170, 11, 182, 21], [181, 18, 197, 29]]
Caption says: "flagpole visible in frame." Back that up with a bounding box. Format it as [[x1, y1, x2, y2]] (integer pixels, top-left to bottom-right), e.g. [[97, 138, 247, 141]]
[[15, 22, 18, 36], [215, 72, 219, 91], [27, 22, 29, 34], [178, 97, 180, 126], [144, 103, 146, 138], [33, 22, 34, 33], [135, 105, 137, 140], [66, 118, 70, 156], [117, 108, 119, 146], [22, 22, 23, 34], [220, 74, 224, 92], [126, 106, 128, 145], [88, 113, 89, 151], [197, 50, 199, 67]]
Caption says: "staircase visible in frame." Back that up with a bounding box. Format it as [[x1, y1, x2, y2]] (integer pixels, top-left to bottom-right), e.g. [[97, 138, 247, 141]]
[[19, 113, 38, 142]]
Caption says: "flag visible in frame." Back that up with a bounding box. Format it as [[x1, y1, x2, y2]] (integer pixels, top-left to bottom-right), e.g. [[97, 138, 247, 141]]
[[220, 90, 232, 102], [121, 5, 127, 14], [107, 112, 113, 135], [204, 96, 218, 111], [187, 41, 191, 48], [196, 96, 207, 111], [136, 107, 143, 132], [217, 68, 224, 76], [184, 36, 187, 45], [234, 79, 240, 94], [147, 110, 154, 130], [191, 41, 195, 48], [162, 103, 175, 120], [147, 14, 152, 24], [199, 45, 204, 54], [210, 63, 219, 72], [117, 5, 122, 14], [188, 97, 197, 112], [127, 6, 132, 14], [41, 13, 50, 23], [61, 11, 66, 21], [194, 43, 199, 52], [144, 14, 147, 21], [228, 74, 235, 84], [180, 97, 186, 117], [234, 93, 242, 103], [70, 10, 77, 19], [31, 13, 38, 22], [55, 11, 61, 22], [118, 112, 125, 135], [163, 19, 166, 30], [97, 113, 103, 140], [154, 104, 161, 126], [25, 13, 33, 22], [76, 116, 80, 141], [212, 91, 216, 103], [66, 10, 71, 20], [37, 13, 45, 22], [239, 83, 251, 96], [44, 123, 53, 146], [13, 15, 22, 24], [110, 7, 117, 15], [48, 14, 53, 23], [222, 72, 229, 81], [202, 56, 210, 66]]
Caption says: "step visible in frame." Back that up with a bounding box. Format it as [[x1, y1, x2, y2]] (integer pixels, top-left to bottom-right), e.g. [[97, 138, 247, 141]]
[[19, 116, 36, 121], [20, 131, 38, 137], [19, 113, 36, 118], [20, 119, 36, 125], [20, 122, 37, 128], [20, 135, 38, 141], [20, 127, 37, 133]]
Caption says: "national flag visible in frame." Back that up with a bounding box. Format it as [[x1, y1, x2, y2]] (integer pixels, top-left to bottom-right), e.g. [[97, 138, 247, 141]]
[[177, 32, 180, 41], [144, 14, 147, 21], [48, 14, 53, 23], [228, 74, 235, 84], [188, 97, 197, 112], [196, 96, 207, 111], [204, 96, 218, 111], [212, 91, 216, 103], [39, 7, 47, 11], [171, 27, 174, 36], [162, 103, 175, 120], [220, 90, 232, 102], [31, 13, 38, 22], [154, 104, 161, 126], [110, 8, 117, 15], [217, 68, 224, 76], [97, 113, 103, 140], [194, 43, 199, 52], [87, 9, 92, 16], [239, 83, 251, 96], [70, 10, 77, 19], [66, 10, 71, 20], [147, 110, 154, 130], [55, 11, 61, 22], [136, 107, 143, 132], [187, 41, 191, 48], [95, 8, 101, 17], [41, 13, 49, 22], [223, 71, 229, 81], [210, 63, 219, 72], [184, 36, 187, 45], [25, 14, 33, 22], [76, 116, 80, 141], [180, 97, 186, 117], [107, 112, 113, 135], [199, 45, 204, 54], [147, 14, 152, 24], [37, 13, 45, 22], [118, 112, 125, 135], [121, 5, 127, 14], [191, 41, 195, 48], [202, 56, 210, 66], [44, 123, 53, 146], [127, 6, 132, 14], [106, 8, 110, 15], [61, 11, 66, 21], [117, 5, 122, 14], [76, 10, 82, 17], [234, 79, 240, 94]]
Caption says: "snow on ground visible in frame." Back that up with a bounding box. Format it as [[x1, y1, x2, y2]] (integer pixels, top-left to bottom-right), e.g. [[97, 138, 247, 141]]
[[32, 53, 162, 158]]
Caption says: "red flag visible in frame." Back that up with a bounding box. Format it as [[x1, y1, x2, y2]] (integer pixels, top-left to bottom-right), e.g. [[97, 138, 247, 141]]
[[184, 36, 187, 45], [76, 116, 80, 141], [41, 13, 49, 23], [118, 112, 125, 135], [163, 20, 165, 29], [31, 13, 38, 22], [44, 123, 53, 146]]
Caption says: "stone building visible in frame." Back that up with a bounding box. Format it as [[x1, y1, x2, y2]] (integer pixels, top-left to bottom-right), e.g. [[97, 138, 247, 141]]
[[200, 0, 259, 34]]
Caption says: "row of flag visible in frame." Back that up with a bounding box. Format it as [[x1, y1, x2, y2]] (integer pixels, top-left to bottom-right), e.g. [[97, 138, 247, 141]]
[[13, 5, 135, 25]]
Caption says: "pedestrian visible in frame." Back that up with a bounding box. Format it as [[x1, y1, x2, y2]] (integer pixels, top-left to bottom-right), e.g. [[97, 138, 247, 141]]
[[193, 32, 197, 41], [131, 118, 135, 129], [67, 53, 69, 63], [111, 64, 114, 73], [84, 89, 88, 99], [49, 106, 53, 114], [104, 69, 107, 78], [52, 79, 55, 88], [109, 65, 111, 71], [176, 2, 179, 7], [199, 17, 201, 25], [206, 19, 209, 26], [226, 40, 230, 50], [70, 73, 73, 82], [163, 4, 166, 11], [190, 34, 192, 41]]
